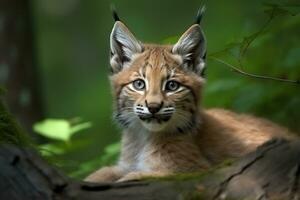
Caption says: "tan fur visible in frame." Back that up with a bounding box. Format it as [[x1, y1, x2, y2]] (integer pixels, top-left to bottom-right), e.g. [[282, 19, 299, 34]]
[[85, 23, 295, 182]]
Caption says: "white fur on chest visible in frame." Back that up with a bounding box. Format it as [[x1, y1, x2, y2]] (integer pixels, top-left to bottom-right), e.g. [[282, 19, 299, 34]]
[[135, 146, 151, 171], [118, 124, 154, 172]]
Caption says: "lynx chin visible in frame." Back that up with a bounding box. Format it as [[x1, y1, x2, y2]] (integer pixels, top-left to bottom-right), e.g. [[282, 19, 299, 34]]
[[85, 9, 294, 182]]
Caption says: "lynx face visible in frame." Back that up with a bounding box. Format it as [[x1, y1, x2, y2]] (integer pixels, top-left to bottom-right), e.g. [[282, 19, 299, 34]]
[[109, 21, 206, 133]]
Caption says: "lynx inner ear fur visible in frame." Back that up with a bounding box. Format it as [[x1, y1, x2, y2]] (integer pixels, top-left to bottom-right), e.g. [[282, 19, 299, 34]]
[[110, 21, 143, 73], [172, 24, 206, 76]]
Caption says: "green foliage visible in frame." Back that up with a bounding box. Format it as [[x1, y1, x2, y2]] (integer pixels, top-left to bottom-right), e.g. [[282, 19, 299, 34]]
[[204, 3, 300, 133], [33, 118, 120, 178], [70, 142, 120, 178], [34, 118, 92, 142], [33, 118, 92, 173], [34, 118, 91, 154]]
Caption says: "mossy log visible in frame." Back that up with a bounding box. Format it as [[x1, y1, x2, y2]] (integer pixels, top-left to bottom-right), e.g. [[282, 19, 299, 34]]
[[1, 138, 300, 200]]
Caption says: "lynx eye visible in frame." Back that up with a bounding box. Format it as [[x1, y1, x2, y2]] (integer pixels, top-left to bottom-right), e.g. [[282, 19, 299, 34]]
[[165, 80, 180, 92], [132, 79, 146, 90]]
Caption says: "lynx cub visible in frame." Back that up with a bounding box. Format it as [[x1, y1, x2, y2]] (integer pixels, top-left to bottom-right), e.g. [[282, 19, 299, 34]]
[[85, 10, 293, 182]]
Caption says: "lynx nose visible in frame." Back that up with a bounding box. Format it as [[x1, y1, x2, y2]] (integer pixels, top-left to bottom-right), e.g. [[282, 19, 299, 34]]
[[146, 101, 163, 114]]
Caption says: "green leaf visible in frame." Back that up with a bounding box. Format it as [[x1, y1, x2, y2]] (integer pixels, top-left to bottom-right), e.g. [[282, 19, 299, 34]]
[[33, 119, 92, 142], [39, 143, 65, 156], [70, 122, 92, 135], [104, 142, 120, 155]]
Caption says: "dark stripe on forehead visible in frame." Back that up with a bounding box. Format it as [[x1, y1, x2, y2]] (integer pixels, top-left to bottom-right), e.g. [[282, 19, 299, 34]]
[[140, 61, 148, 78], [166, 73, 170, 80], [148, 48, 165, 68], [138, 52, 150, 78], [148, 63, 153, 69]]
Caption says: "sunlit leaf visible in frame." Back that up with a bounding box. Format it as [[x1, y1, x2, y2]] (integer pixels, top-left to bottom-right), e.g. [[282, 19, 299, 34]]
[[33, 118, 92, 142], [34, 119, 71, 141], [70, 122, 92, 135]]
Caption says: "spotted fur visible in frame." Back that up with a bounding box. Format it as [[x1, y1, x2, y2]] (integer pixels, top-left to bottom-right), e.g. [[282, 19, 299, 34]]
[[85, 17, 294, 183]]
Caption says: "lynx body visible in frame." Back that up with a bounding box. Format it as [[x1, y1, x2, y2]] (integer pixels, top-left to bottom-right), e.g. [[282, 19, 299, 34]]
[[85, 12, 293, 182]]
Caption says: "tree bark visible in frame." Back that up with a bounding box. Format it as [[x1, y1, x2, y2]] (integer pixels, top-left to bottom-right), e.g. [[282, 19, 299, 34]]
[[1, 138, 299, 200], [0, 0, 44, 135]]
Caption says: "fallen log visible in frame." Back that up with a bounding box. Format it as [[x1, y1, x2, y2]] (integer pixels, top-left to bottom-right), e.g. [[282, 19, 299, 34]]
[[0, 138, 299, 200]]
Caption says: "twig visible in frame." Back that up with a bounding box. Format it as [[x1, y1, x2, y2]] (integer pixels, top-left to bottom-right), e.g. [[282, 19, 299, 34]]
[[210, 57, 300, 85]]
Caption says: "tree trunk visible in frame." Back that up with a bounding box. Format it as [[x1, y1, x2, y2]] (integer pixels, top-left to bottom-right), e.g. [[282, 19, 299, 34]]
[[1, 138, 299, 200], [0, 0, 43, 135]]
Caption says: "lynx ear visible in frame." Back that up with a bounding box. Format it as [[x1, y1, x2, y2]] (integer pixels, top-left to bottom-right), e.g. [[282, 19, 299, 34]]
[[110, 21, 143, 73], [172, 24, 206, 76]]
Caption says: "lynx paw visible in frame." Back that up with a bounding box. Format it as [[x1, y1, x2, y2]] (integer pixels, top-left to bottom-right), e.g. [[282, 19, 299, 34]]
[[117, 171, 169, 182], [85, 166, 123, 182]]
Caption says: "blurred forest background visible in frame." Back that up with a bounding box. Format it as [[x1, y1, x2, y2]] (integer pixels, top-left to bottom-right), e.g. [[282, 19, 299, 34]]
[[0, 0, 299, 179]]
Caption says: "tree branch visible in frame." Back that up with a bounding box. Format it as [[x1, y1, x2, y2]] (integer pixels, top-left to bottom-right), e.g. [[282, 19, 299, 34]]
[[1, 138, 300, 199], [211, 57, 300, 85]]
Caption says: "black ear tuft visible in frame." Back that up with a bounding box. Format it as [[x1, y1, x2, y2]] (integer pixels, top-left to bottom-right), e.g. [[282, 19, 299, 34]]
[[111, 5, 121, 22], [195, 5, 206, 25]]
